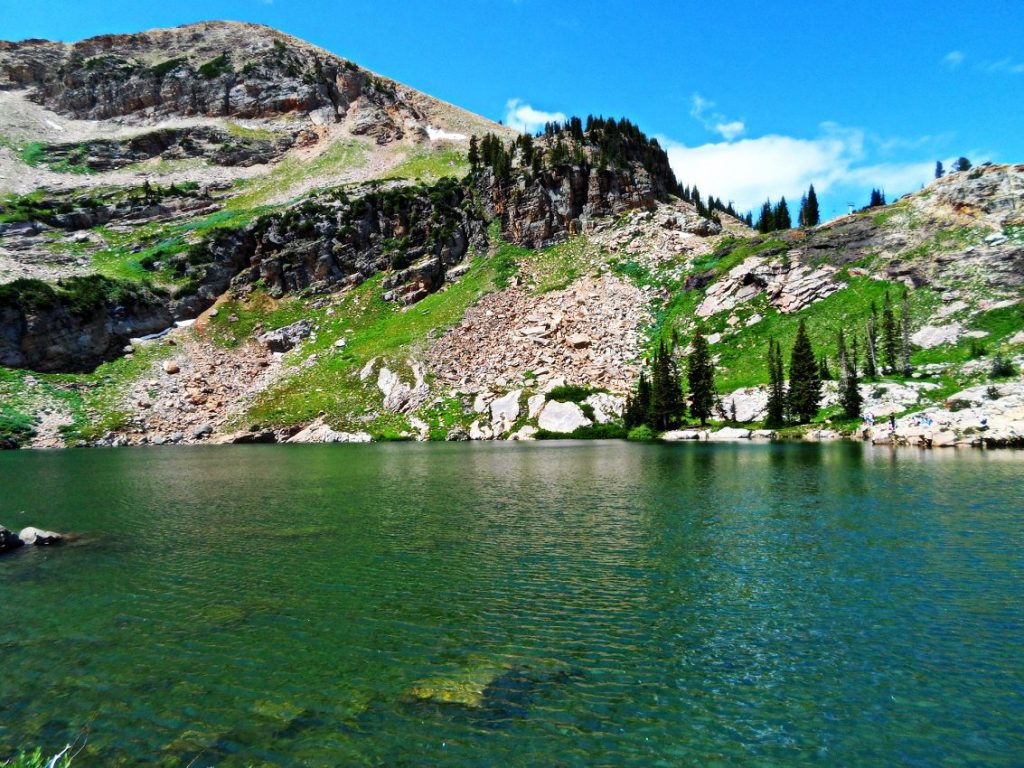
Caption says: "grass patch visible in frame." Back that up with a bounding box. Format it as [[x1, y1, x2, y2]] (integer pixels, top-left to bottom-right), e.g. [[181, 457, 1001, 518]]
[[381, 146, 469, 183], [225, 122, 278, 141], [226, 138, 367, 209]]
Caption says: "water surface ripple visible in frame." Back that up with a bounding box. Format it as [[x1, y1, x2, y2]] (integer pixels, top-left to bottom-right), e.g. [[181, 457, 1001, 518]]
[[1, 442, 1022, 766]]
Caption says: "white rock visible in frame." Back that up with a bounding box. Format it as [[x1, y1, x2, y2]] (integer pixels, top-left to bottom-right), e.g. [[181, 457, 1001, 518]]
[[660, 429, 705, 441], [583, 393, 624, 424], [722, 387, 768, 422], [709, 427, 751, 440], [359, 358, 378, 381], [538, 401, 591, 433], [509, 425, 539, 441], [287, 418, 371, 444], [912, 323, 963, 349], [490, 390, 522, 425], [527, 394, 547, 420]]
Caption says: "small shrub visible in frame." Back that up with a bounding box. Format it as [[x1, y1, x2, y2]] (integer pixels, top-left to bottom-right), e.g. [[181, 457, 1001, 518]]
[[986, 385, 1001, 401], [968, 339, 987, 359], [198, 52, 232, 79], [627, 425, 655, 442], [545, 384, 593, 403], [947, 398, 972, 412], [990, 355, 1015, 379]]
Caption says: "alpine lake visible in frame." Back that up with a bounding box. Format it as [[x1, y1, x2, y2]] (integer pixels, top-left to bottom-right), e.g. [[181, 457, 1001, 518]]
[[1, 441, 1022, 766]]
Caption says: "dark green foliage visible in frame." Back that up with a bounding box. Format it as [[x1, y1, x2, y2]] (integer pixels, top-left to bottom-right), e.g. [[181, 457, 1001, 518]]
[[837, 329, 862, 419], [968, 339, 987, 359], [755, 197, 793, 233], [149, 57, 189, 78], [686, 331, 716, 426], [198, 51, 232, 79], [935, 161, 944, 179], [881, 291, 898, 373], [787, 319, 821, 423], [954, 156, 972, 172], [626, 424, 655, 441], [899, 289, 912, 375], [774, 197, 791, 230], [868, 188, 887, 208], [799, 184, 820, 227], [623, 372, 651, 429], [864, 303, 879, 379], [545, 384, 595, 403], [765, 338, 786, 428], [649, 339, 686, 430], [990, 355, 1015, 379], [818, 354, 832, 381], [467, 135, 480, 170], [0, 274, 163, 315], [535, 423, 627, 440]]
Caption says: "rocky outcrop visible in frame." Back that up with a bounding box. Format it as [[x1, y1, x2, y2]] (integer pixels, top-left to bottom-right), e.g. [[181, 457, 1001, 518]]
[[0, 275, 172, 372], [0, 21, 424, 133], [697, 255, 845, 317], [286, 417, 371, 444], [34, 126, 301, 172]]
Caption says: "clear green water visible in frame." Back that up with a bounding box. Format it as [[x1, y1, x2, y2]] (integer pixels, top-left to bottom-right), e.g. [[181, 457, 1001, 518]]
[[1, 442, 1022, 766]]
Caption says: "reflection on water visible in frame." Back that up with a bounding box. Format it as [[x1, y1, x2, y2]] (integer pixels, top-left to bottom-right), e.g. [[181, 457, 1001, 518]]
[[0, 442, 1022, 766]]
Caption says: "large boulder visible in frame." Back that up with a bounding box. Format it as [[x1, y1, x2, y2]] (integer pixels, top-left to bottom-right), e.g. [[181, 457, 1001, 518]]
[[537, 401, 592, 433], [489, 390, 522, 426], [257, 319, 313, 353], [708, 427, 752, 440], [1, 526, 25, 554]]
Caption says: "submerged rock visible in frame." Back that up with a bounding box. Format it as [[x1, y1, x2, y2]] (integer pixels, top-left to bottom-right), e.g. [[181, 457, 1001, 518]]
[[18, 527, 64, 545], [1, 525, 26, 553]]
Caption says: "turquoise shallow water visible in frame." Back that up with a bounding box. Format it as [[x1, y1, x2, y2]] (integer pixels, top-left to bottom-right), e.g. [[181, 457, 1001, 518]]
[[0, 441, 1022, 766]]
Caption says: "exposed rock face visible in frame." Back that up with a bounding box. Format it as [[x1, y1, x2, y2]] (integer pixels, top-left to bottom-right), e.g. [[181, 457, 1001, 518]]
[[476, 162, 674, 250], [912, 323, 964, 349], [0, 277, 173, 372], [0, 21, 423, 133], [34, 126, 301, 172], [697, 255, 844, 317]]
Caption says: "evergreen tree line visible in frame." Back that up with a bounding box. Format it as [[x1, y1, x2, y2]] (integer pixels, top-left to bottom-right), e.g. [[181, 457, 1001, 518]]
[[753, 184, 820, 233], [623, 333, 718, 430]]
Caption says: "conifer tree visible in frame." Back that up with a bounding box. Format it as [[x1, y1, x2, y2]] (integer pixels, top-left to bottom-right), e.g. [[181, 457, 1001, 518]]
[[837, 329, 863, 419], [865, 303, 879, 379], [756, 200, 774, 234], [899, 289, 912, 376], [649, 340, 685, 430], [788, 320, 821, 423], [765, 338, 786, 428], [624, 372, 651, 428], [882, 291, 898, 374], [954, 156, 972, 172], [774, 197, 792, 229], [687, 331, 716, 426], [468, 135, 480, 170], [818, 354, 832, 381], [935, 160, 944, 179], [799, 184, 820, 227]]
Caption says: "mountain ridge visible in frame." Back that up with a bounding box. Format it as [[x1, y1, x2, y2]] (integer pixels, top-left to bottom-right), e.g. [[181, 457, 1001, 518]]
[[0, 22, 1021, 449]]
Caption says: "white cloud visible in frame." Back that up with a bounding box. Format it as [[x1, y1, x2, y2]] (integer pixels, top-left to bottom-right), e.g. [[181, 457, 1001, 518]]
[[504, 99, 566, 134], [690, 93, 746, 140], [943, 50, 965, 69], [981, 57, 1024, 75], [662, 123, 934, 215]]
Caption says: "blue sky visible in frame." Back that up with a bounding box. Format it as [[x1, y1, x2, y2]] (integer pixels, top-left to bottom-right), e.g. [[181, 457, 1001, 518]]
[[3, 0, 1022, 219]]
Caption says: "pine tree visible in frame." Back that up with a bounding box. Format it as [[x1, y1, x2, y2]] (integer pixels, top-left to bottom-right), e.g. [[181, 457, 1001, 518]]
[[649, 340, 685, 430], [899, 289, 912, 376], [954, 156, 972, 172], [774, 197, 792, 229], [624, 372, 651, 428], [818, 354, 832, 381], [865, 303, 879, 379], [788, 320, 821, 423], [756, 200, 774, 234], [468, 136, 480, 170], [687, 331, 716, 426], [882, 291, 898, 374], [765, 338, 786, 428], [935, 160, 944, 179], [799, 184, 820, 226], [837, 329, 863, 419], [868, 188, 886, 208]]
